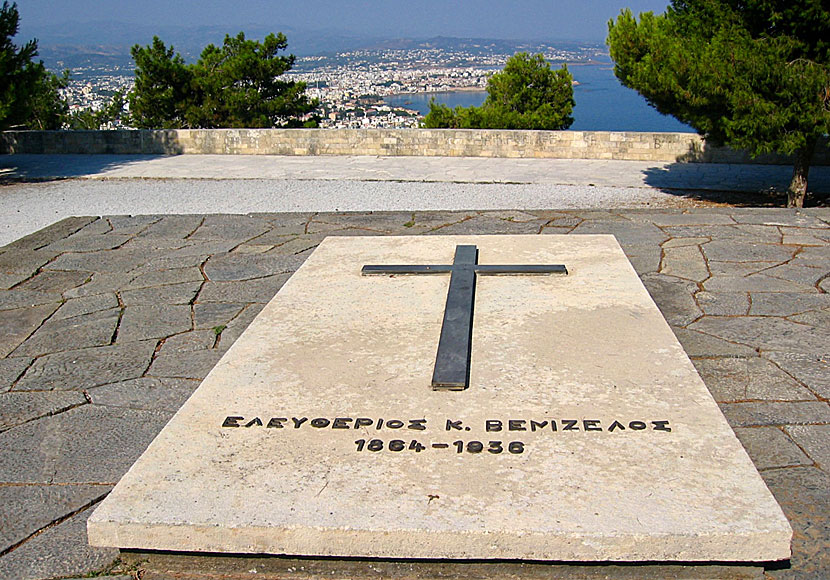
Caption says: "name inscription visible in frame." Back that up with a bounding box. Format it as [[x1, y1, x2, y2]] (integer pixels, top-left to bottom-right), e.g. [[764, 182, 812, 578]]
[[221, 416, 672, 455], [221, 416, 672, 433]]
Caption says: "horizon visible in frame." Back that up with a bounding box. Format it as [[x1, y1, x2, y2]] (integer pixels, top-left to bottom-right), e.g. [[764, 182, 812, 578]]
[[19, 0, 673, 48]]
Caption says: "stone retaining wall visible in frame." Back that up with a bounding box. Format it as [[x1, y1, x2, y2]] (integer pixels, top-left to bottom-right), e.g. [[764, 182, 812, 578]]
[[2, 128, 828, 164]]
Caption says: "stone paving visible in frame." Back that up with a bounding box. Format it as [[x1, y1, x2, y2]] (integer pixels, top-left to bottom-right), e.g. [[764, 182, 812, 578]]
[[0, 208, 828, 580]]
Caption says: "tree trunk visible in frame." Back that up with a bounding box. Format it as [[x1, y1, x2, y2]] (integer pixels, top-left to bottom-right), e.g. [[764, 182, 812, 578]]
[[787, 139, 816, 208]]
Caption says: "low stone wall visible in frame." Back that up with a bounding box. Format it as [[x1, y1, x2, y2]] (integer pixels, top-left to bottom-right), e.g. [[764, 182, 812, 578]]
[[2, 128, 828, 164]]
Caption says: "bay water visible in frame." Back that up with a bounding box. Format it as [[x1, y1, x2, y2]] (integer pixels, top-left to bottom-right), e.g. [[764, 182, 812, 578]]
[[384, 63, 694, 133]]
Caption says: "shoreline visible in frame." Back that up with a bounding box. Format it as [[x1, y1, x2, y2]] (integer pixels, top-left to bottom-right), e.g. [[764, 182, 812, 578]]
[[384, 86, 487, 99]]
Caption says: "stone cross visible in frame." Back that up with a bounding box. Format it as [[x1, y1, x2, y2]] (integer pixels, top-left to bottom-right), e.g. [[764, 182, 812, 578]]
[[362, 244, 567, 390]]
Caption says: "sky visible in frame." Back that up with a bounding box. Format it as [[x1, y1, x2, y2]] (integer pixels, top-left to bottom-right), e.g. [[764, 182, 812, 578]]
[[20, 0, 672, 42]]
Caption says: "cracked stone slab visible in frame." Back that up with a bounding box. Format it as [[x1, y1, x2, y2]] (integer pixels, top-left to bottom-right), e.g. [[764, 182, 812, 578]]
[[241, 213, 313, 238], [47, 232, 132, 253], [0, 505, 119, 580], [125, 254, 209, 275], [0, 271, 31, 289], [696, 292, 749, 316], [704, 274, 819, 294], [313, 211, 444, 234], [123, 267, 205, 290], [212, 304, 264, 348], [0, 287, 62, 309], [305, 220, 388, 236], [720, 401, 830, 427], [231, 243, 275, 254], [89, 235, 791, 562], [193, 302, 246, 329], [706, 261, 779, 277], [638, 213, 736, 227], [640, 273, 702, 327], [119, 281, 202, 306], [672, 328, 756, 358], [620, 243, 663, 275], [204, 253, 305, 281], [15, 341, 157, 391], [730, 212, 830, 228], [791, 308, 830, 327], [570, 221, 668, 246], [0, 357, 33, 392], [660, 245, 709, 282], [134, 215, 205, 239], [701, 241, 794, 263], [425, 216, 545, 235], [761, 467, 830, 580], [159, 240, 238, 258], [62, 273, 132, 299], [15, 270, 92, 294], [766, 353, 830, 400], [117, 304, 192, 342], [733, 427, 812, 470], [783, 233, 829, 246], [157, 330, 218, 353], [262, 234, 325, 255], [662, 237, 710, 249], [106, 215, 162, 235], [748, 293, 830, 316], [690, 316, 830, 353], [692, 358, 814, 403], [12, 308, 120, 358], [0, 391, 87, 431], [187, 214, 270, 242], [785, 425, 830, 471], [89, 377, 200, 412], [661, 225, 774, 241], [0, 216, 97, 252], [0, 404, 172, 483], [48, 249, 152, 274], [52, 293, 119, 321], [147, 348, 225, 379], [0, 303, 61, 358], [763, 263, 828, 286], [197, 274, 292, 303], [0, 483, 109, 553], [789, 246, 830, 270]]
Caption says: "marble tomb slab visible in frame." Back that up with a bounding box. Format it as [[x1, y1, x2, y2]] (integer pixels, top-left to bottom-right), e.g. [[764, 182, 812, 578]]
[[88, 235, 792, 562]]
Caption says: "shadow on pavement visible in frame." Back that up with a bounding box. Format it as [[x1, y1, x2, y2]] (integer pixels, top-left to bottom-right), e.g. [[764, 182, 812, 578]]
[[641, 138, 830, 207], [0, 154, 173, 181], [642, 163, 830, 207]]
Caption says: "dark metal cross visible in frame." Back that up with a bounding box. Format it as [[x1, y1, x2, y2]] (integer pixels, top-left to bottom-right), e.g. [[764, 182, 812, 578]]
[[362, 244, 567, 391]]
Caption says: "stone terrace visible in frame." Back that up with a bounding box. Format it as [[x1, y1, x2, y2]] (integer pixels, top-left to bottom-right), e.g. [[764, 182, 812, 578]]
[[0, 209, 828, 579]]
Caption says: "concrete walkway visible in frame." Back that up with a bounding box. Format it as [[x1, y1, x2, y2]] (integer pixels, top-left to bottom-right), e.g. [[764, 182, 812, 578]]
[[1, 154, 829, 247], [3, 153, 830, 190], [0, 208, 828, 579]]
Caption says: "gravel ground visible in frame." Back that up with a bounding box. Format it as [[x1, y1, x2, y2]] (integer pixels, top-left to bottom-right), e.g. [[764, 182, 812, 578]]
[[0, 179, 714, 247]]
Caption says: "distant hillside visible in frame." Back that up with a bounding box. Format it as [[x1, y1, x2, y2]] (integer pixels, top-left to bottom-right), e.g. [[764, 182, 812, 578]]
[[26, 21, 603, 71], [27, 21, 387, 69]]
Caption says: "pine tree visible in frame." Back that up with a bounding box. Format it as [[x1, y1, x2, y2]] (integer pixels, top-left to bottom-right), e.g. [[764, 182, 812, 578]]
[[129, 32, 318, 129], [0, 2, 67, 129], [424, 52, 574, 130], [608, 0, 830, 207]]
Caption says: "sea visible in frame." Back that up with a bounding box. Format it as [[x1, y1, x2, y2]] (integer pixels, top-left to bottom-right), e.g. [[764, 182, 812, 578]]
[[383, 63, 694, 133]]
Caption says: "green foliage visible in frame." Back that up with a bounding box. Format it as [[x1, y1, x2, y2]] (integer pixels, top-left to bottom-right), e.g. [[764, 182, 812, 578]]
[[423, 52, 574, 130], [130, 32, 318, 129], [129, 37, 193, 129], [0, 2, 67, 129], [607, 0, 830, 206]]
